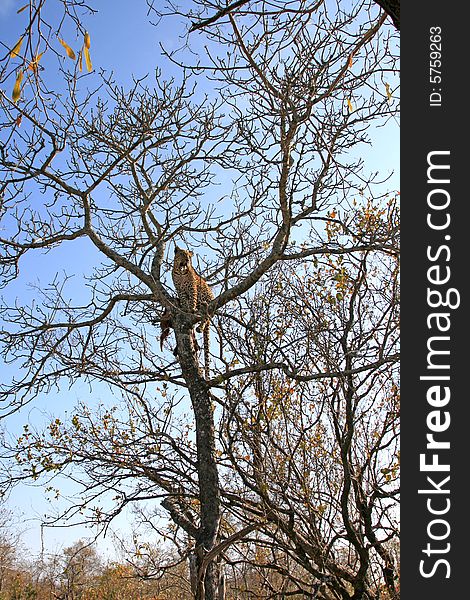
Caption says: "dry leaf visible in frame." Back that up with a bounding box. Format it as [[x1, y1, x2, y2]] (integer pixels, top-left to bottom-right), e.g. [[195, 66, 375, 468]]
[[347, 98, 353, 112], [17, 4, 28, 14], [84, 45, 92, 72], [28, 52, 44, 73], [15, 115, 23, 127], [59, 38, 76, 60], [78, 50, 83, 72], [348, 54, 353, 68], [12, 70, 24, 103], [385, 82, 392, 101], [10, 37, 23, 58], [84, 31, 91, 49]]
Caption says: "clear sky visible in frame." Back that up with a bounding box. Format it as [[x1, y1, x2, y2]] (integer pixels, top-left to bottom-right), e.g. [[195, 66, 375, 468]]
[[1, 0, 188, 559], [0, 0, 399, 559]]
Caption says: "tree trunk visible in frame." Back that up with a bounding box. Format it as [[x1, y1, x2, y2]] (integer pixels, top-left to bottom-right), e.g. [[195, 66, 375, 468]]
[[191, 552, 224, 600], [174, 316, 223, 599]]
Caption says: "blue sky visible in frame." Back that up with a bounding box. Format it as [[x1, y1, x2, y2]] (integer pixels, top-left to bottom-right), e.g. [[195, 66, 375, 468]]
[[1, 0, 399, 558], [1, 0, 187, 558]]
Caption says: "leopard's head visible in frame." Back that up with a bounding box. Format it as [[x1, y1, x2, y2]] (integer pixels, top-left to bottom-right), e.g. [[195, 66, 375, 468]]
[[174, 245, 193, 273]]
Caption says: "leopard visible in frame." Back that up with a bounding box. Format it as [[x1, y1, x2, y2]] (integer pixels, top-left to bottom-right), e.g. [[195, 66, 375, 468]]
[[172, 245, 214, 379]]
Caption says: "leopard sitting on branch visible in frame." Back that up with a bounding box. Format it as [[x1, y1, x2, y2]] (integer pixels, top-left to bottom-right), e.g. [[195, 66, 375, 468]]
[[171, 245, 214, 379]]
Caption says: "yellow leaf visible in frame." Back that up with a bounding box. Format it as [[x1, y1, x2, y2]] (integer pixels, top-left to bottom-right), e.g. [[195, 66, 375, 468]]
[[84, 44, 92, 72], [10, 36, 23, 58], [78, 50, 83, 72], [59, 38, 76, 60], [17, 4, 28, 13], [12, 70, 23, 103], [385, 82, 392, 101], [348, 54, 353, 68], [347, 98, 353, 112], [84, 31, 91, 49], [28, 52, 44, 73]]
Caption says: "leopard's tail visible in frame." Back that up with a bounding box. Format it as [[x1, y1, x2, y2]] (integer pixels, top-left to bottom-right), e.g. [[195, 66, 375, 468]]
[[203, 320, 210, 379]]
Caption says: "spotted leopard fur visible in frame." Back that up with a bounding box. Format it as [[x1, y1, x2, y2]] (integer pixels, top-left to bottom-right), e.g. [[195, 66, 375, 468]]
[[172, 246, 214, 379]]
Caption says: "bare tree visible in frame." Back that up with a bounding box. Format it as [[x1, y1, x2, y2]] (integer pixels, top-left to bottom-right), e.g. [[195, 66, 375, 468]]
[[56, 540, 102, 599], [1, 1, 398, 598], [219, 205, 399, 598]]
